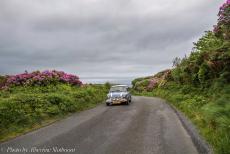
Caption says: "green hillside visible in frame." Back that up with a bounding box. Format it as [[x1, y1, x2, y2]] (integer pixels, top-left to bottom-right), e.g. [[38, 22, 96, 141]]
[[132, 1, 230, 153]]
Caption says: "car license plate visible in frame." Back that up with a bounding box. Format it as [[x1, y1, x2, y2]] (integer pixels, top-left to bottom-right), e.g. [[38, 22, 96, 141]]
[[113, 100, 120, 104]]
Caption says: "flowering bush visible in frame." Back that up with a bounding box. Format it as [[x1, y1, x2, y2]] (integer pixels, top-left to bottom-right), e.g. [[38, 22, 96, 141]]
[[147, 79, 159, 91], [214, 0, 230, 39], [1, 70, 82, 88]]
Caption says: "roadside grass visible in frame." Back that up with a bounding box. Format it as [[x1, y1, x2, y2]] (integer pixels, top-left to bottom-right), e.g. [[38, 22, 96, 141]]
[[132, 82, 230, 154], [0, 84, 108, 142]]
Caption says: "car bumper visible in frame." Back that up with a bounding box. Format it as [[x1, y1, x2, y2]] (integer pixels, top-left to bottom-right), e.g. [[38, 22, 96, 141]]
[[106, 98, 128, 104]]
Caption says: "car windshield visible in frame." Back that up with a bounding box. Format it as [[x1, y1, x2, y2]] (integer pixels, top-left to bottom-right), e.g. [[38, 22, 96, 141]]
[[110, 86, 127, 92]]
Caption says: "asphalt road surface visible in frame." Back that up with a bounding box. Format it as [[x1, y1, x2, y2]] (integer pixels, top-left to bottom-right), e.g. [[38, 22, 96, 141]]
[[0, 96, 199, 154]]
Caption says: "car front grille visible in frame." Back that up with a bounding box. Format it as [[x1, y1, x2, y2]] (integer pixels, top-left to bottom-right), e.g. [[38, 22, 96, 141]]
[[112, 97, 121, 100]]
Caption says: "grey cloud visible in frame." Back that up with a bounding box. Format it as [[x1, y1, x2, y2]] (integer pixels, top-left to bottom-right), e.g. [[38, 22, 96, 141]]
[[0, 0, 226, 83]]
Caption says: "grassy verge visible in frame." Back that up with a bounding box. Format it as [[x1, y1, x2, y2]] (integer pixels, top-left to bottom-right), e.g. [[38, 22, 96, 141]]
[[0, 84, 108, 142], [132, 82, 230, 154]]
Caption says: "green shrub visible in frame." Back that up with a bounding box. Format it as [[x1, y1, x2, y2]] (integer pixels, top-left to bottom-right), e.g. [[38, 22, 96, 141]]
[[198, 62, 210, 85], [133, 79, 149, 92], [0, 84, 107, 141], [171, 68, 183, 83], [46, 105, 60, 115], [0, 75, 6, 88], [46, 94, 64, 105], [132, 77, 145, 87], [104, 82, 111, 89]]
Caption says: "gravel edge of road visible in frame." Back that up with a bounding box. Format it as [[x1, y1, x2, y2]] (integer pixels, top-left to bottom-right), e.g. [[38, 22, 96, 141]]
[[164, 101, 213, 154]]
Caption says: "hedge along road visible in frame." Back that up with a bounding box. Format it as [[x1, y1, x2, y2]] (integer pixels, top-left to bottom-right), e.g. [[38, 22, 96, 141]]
[[0, 96, 199, 154]]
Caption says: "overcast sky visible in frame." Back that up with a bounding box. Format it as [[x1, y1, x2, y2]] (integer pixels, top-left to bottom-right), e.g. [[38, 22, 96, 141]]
[[0, 0, 225, 83]]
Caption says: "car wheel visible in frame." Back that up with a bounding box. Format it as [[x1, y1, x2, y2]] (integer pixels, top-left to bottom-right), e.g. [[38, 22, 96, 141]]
[[126, 101, 129, 105]]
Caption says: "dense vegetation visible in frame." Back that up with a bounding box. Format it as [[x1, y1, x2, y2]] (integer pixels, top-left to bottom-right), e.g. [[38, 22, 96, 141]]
[[132, 1, 230, 153], [0, 71, 108, 142]]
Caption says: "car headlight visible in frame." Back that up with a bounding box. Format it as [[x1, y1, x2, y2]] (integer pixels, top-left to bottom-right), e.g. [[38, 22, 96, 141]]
[[107, 94, 111, 98]]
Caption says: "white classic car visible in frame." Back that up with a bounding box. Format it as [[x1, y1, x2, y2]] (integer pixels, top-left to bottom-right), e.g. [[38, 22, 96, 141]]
[[106, 85, 132, 106]]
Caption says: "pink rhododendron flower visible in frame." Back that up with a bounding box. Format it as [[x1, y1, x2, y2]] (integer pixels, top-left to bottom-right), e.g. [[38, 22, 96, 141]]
[[1, 70, 82, 88], [147, 79, 159, 91], [213, 0, 230, 38]]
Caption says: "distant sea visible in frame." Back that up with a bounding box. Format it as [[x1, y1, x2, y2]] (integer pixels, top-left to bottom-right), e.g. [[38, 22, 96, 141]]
[[80, 77, 136, 86]]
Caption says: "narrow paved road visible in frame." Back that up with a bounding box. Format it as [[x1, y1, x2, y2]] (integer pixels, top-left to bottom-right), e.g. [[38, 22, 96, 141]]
[[0, 96, 198, 154]]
